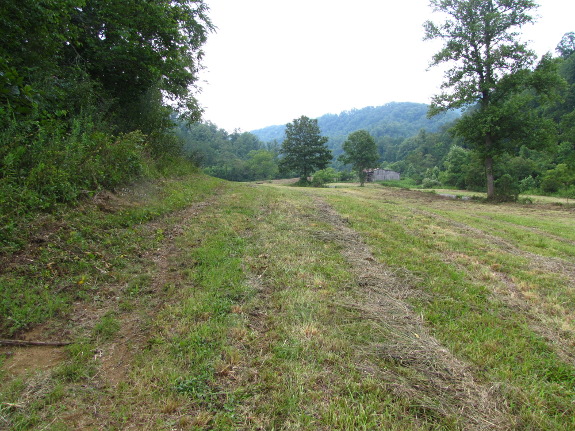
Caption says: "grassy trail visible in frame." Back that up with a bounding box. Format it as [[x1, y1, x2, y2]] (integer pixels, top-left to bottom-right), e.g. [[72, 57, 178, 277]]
[[1, 179, 574, 430]]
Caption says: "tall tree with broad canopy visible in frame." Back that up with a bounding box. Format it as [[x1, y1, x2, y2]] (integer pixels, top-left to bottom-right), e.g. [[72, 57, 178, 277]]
[[424, 0, 561, 199], [279, 116, 332, 181], [339, 130, 379, 186], [72, 0, 214, 127]]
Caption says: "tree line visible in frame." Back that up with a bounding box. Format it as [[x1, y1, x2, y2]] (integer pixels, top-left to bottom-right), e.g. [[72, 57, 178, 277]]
[[2, 0, 574, 250], [183, 0, 575, 200]]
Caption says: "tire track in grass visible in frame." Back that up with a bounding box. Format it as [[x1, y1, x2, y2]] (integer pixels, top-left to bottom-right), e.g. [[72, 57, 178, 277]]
[[312, 197, 510, 431], [97, 194, 223, 387], [408, 207, 575, 376], [0, 180, 229, 430]]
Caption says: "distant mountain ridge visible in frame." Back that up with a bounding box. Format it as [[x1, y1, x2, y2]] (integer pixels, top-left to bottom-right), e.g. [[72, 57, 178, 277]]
[[250, 102, 460, 144]]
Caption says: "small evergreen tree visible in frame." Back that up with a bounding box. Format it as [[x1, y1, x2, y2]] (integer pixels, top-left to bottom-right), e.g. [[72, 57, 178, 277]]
[[279, 116, 332, 181]]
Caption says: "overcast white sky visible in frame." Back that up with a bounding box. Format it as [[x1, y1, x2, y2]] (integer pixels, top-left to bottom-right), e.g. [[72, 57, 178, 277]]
[[198, 0, 575, 132]]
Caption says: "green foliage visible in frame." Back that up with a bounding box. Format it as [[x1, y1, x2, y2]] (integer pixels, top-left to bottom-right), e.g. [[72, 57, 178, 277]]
[[246, 149, 279, 180], [72, 0, 213, 125], [519, 176, 538, 193], [339, 130, 379, 186], [556, 32, 575, 58], [421, 167, 441, 189], [494, 174, 520, 201], [0, 0, 213, 246], [0, 113, 146, 212], [176, 121, 278, 181], [252, 103, 460, 143], [311, 168, 340, 187], [338, 170, 357, 182], [425, 0, 538, 112], [424, 0, 559, 200], [541, 164, 575, 193], [279, 116, 332, 180], [440, 146, 471, 189]]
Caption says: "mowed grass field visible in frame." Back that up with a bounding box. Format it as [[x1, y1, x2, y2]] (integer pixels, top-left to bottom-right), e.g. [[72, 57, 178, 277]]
[[1, 177, 574, 430]]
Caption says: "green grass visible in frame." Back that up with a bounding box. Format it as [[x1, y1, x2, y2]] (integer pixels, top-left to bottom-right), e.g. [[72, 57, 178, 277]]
[[322, 186, 575, 430], [0, 173, 224, 336], [2, 177, 575, 430]]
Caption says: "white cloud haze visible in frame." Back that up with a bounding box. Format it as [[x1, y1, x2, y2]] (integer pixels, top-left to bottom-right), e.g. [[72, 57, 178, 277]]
[[199, 0, 575, 132]]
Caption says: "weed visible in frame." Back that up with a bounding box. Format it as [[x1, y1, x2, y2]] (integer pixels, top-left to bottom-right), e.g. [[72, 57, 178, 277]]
[[93, 312, 120, 341]]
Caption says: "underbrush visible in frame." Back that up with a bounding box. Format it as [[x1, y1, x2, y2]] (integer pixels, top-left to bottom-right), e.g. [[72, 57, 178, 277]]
[[0, 110, 195, 252]]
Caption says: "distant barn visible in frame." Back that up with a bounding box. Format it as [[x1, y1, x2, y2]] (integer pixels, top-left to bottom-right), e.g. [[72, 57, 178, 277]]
[[366, 168, 400, 182]]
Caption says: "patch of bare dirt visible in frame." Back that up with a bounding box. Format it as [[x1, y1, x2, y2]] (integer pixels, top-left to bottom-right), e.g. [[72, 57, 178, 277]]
[[0, 325, 68, 378], [313, 198, 511, 430], [1, 346, 65, 378], [94, 195, 221, 387], [1, 183, 224, 407]]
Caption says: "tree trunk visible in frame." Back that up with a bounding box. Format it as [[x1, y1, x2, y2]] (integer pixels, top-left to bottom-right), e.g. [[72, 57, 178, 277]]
[[0, 339, 71, 347], [484, 134, 495, 199], [485, 155, 495, 199]]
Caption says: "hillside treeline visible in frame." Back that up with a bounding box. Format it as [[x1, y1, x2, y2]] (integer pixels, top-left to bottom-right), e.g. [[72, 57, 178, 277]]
[[176, 103, 459, 182], [0, 0, 212, 247], [388, 37, 575, 198], [182, 36, 574, 199], [175, 121, 280, 182], [251, 103, 460, 143]]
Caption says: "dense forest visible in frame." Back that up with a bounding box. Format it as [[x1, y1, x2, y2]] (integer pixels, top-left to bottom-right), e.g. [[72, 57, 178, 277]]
[[0, 0, 212, 247], [174, 103, 460, 182], [251, 103, 460, 143]]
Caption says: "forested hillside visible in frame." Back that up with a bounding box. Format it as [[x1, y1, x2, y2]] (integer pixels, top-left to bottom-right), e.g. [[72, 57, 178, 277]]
[[251, 102, 460, 148], [179, 61, 575, 200], [3, 2, 575, 429], [176, 103, 460, 182]]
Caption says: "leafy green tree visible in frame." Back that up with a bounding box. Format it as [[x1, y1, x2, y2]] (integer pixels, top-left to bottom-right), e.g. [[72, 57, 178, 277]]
[[338, 130, 379, 186], [0, 0, 214, 234], [0, 0, 79, 72], [557, 32, 575, 58], [246, 149, 279, 180], [73, 0, 213, 127], [230, 131, 261, 158], [311, 168, 339, 187], [424, 0, 561, 199], [279, 116, 331, 181]]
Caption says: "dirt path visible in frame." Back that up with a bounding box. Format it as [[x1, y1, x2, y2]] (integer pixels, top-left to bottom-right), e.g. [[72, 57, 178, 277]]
[[0, 185, 227, 429], [312, 198, 510, 430]]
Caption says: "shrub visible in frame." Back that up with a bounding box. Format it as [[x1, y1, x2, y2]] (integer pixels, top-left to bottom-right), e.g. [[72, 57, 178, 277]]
[[311, 168, 339, 187], [494, 174, 520, 201], [519, 176, 537, 193], [541, 176, 561, 193], [0, 112, 151, 249], [339, 170, 356, 182], [421, 177, 442, 189]]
